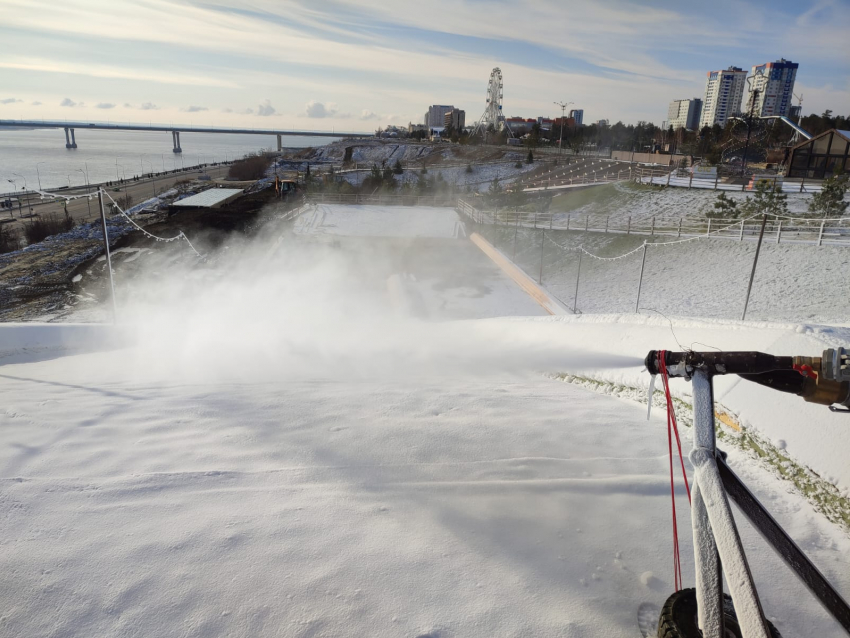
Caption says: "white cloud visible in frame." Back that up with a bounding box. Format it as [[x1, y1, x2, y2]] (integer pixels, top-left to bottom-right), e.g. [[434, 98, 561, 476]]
[[359, 110, 378, 120], [0, 97, 23, 104], [139, 102, 159, 110], [96, 102, 115, 109], [305, 101, 336, 118], [257, 99, 276, 116], [31, 100, 42, 106], [60, 97, 77, 107], [182, 105, 208, 112]]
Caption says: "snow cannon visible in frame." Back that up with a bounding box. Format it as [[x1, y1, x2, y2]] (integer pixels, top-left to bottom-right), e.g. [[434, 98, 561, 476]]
[[644, 348, 850, 413]]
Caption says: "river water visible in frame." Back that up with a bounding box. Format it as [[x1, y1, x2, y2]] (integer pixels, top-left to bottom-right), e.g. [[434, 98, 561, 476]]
[[0, 128, 340, 192]]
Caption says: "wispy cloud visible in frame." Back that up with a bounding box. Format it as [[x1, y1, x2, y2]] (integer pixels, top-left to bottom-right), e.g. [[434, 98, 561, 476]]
[[305, 101, 336, 118], [139, 102, 159, 110], [182, 105, 208, 113], [96, 102, 115, 109], [0, 97, 23, 104], [359, 110, 378, 120], [60, 97, 78, 107], [256, 99, 276, 116], [32, 100, 42, 106]]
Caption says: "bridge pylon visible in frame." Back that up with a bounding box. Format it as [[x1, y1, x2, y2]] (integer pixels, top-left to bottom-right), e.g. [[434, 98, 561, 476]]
[[171, 130, 182, 154]]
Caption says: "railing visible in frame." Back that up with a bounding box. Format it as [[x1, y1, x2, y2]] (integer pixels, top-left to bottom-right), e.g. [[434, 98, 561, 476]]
[[456, 199, 850, 247]]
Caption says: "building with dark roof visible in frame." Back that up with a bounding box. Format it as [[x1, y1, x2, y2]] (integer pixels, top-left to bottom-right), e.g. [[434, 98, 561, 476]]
[[786, 129, 850, 179]]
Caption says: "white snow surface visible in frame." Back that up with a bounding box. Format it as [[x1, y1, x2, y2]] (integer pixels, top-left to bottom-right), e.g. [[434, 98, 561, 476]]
[[295, 205, 462, 238], [2, 204, 850, 637]]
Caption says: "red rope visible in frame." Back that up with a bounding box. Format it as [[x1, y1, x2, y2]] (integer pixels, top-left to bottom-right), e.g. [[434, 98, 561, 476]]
[[658, 350, 691, 591]]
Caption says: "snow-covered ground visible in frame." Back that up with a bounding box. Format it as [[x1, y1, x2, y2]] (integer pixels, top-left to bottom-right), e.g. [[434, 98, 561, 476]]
[[2, 205, 849, 637]]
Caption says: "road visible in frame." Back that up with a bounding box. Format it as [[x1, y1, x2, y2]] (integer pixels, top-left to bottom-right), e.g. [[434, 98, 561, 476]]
[[1, 164, 232, 232]]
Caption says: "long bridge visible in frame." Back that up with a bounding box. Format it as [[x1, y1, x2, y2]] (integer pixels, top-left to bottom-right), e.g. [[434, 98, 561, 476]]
[[0, 119, 369, 153]]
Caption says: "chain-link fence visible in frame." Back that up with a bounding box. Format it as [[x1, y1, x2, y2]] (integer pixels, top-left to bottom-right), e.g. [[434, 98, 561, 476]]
[[457, 201, 850, 324]]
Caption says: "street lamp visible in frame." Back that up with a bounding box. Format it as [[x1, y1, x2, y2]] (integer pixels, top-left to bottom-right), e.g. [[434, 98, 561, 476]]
[[4, 179, 16, 218], [36, 161, 46, 191], [141, 158, 157, 198], [77, 168, 92, 219], [554, 101, 573, 158]]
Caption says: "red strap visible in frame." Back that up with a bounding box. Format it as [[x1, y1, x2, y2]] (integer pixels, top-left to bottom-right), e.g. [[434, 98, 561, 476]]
[[658, 350, 691, 591]]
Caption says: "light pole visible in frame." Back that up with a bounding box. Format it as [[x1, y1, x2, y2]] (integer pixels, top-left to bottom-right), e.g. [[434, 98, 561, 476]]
[[4, 180, 15, 218], [12, 173, 29, 215], [141, 159, 157, 197], [554, 101, 573, 158], [36, 161, 46, 191], [77, 168, 92, 219]]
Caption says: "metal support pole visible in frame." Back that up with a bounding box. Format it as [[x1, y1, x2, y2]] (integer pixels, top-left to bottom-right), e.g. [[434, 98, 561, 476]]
[[714, 171, 719, 190], [573, 249, 582, 314], [534, 212, 537, 229], [538, 230, 545, 285], [688, 172, 693, 189], [651, 216, 655, 235], [690, 372, 724, 637], [742, 214, 768, 321], [585, 216, 589, 232], [566, 214, 570, 231], [98, 191, 118, 323], [707, 218, 712, 237], [817, 220, 825, 247], [667, 170, 672, 186], [605, 216, 609, 233], [635, 241, 647, 313], [627, 216, 631, 235], [739, 220, 744, 241], [678, 218, 682, 237], [776, 220, 782, 244]]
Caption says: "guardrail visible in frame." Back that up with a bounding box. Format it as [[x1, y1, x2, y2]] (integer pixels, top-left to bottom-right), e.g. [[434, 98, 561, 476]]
[[456, 199, 850, 247]]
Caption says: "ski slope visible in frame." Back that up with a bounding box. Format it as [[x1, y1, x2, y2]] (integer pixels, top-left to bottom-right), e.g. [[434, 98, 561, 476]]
[[2, 205, 849, 637]]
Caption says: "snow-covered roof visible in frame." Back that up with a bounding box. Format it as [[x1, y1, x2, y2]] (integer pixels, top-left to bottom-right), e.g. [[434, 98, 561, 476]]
[[172, 188, 243, 208]]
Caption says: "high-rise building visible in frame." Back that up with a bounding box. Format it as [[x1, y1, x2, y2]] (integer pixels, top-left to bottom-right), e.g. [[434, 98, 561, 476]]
[[569, 109, 584, 126], [443, 108, 466, 130], [699, 66, 747, 129], [749, 59, 798, 117], [425, 105, 454, 128], [667, 98, 702, 131]]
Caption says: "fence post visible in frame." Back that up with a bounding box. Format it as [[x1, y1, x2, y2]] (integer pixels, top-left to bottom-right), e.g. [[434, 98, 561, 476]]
[[800, 177, 805, 193], [714, 171, 719, 190], [534, 212, 537, 229], [635, 241, 648, 313], [707, 218, 711, 237], [739, 219, 744, 241], [573, 249, 583, 314], [817, 220, 825, 247], [742, 214, 768, 321], [678, 218, 682, 237], [567, 215, 570, 231], [605, 216, 609, 233], [550, 213, 553, 230], [651, 216, 655, 235], [538, 230, 545, 284], [688, 172, 693, 189], [585, 216, 589, 232], [776, 219, 782, 244], [627, 216, 631, 235], [667, 170, 672, 186]]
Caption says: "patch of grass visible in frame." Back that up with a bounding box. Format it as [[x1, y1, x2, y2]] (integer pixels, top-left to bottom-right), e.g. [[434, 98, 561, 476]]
[[552, 372, 850, 531]]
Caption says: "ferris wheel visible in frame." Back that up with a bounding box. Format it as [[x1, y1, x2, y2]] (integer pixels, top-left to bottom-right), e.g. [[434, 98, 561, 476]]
[[473, 68, 506, 136]]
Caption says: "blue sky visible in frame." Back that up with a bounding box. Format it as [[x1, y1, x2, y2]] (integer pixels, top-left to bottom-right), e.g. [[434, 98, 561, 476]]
[[1, 0, 847, 131]]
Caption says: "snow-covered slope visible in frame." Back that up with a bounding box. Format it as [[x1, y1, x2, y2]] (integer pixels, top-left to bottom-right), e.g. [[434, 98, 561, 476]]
[[2, 204, 849, 638], [2, 329, 849, 638]]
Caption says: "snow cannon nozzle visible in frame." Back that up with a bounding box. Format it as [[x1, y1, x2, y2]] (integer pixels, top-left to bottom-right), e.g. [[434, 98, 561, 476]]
[[645, 350, 794, 379], [645, 349, 850, 412]]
